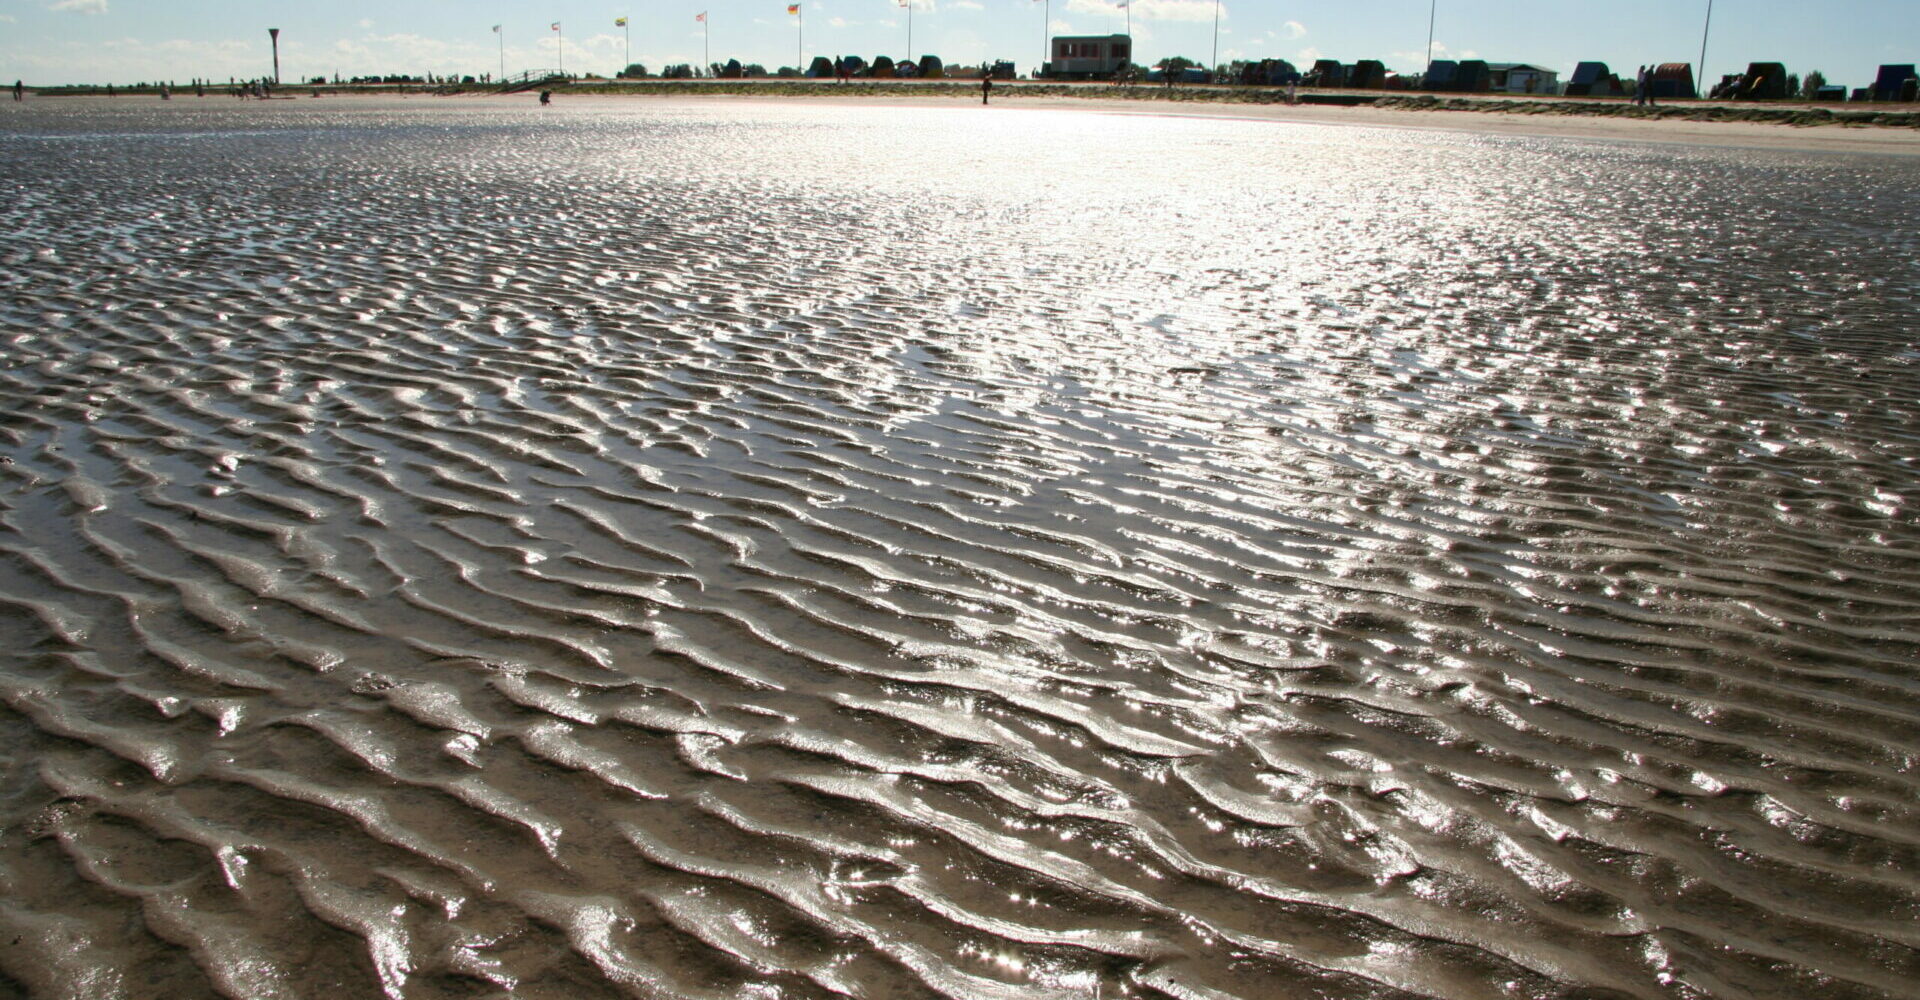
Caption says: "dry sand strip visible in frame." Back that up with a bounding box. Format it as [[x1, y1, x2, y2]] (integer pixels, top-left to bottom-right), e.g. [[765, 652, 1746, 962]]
[[28, 89, 1917, 157], [497, 91, 1920, 157]]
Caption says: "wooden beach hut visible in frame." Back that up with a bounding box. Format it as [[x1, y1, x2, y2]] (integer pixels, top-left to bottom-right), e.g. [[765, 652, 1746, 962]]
[[1349, 60, 1387, 89], [1566, 62, 1623, 97], [1872, 65, 1917, 101], [1737, 63, 1789, 99], [1650, 63, 1696, 100], [1453, 60, 1492, 92], [1309, 60, 1347, 87]]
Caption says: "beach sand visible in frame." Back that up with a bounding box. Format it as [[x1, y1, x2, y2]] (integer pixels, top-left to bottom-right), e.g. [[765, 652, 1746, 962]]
[[15, 88, 1918, 156], [4, 91, 1917, 1000]]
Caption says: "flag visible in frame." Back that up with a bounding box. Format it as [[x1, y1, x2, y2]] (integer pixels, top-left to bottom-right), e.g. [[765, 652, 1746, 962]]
[[787, 4, 799, 13], [492, 24, 501, 33], [695, 11, 706, 21], [550, 22, 560, 31], [615, 17, 628, 27]]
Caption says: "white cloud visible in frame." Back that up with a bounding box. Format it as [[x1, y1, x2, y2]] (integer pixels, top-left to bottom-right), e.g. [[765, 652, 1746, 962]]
[[49, 0, 108, 13], [1069, 0, 1217, 22], [830, 16, 849, 27], [1280, 20, 1304, 40], [953, 0, 983, 9], [0, 14, 18, 23]]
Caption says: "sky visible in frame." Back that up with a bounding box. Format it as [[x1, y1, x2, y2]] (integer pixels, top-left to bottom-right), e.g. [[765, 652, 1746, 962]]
[[0, 0, 1914, 90]]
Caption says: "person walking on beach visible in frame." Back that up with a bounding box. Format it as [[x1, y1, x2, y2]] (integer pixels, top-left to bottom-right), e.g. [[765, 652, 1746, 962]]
[[11, 80, 22, 102], [981, 74, 992, 105]]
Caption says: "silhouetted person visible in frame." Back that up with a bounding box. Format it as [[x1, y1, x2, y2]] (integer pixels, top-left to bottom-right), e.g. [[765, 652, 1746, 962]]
[[982, 75, 991, 105], [11, 80, 21, 102], [539, 89, 552, 105]]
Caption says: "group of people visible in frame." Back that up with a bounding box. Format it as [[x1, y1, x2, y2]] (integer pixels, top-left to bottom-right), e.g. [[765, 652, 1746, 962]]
[[1634, 64, 1660, 106]]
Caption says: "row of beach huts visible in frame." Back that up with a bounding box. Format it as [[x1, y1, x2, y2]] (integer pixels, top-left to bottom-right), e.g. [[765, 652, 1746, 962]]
[[1047, 34, 1918, 102]]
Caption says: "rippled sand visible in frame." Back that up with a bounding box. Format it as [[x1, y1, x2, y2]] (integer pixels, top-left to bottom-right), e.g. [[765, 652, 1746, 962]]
[[2, 97, 1918, 1000]]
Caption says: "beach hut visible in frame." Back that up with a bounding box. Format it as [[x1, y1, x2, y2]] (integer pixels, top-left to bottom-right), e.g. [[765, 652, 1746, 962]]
[[1236, 59, 1298, 86], [1424, 59, 1458, 90], [1566, 61, 1623, 97], [1454, 60, 1492, 92], [1050, 34, 1132, 79], [1650, 63, 1696, 100], [1872, 65, 1918, 101], [1261, 59, 1300, 85], [1737, 62, 1789, 99], [1349, 60, 1387, 89], [1489, 63, 1558, 95], [1309, 59, 1346, 87]]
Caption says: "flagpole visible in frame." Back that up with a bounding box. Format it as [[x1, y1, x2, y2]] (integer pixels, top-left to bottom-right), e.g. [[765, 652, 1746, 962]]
[[496, 26, 504, 82], [1698, 0, 1713, 98], [1426, 0, 1436, 71], [704, 17, 710, 76], [1210, 0, 1219, 76], [798, 7, 804, 75], [1043, 0, 1049, 78], [557, 23, 564, 77], [624, 19, 630, 76]]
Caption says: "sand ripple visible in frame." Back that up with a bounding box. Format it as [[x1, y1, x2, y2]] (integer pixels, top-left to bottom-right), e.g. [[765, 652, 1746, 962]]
[[1, 99, 1918, 999]]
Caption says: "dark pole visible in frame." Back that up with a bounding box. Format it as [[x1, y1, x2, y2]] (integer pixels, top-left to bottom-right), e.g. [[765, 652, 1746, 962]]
[[1210, 0, 1219, 76], [268, 28, 280, 84], [1425, 1, 1436, 72], [1697, 0, 1713, 98]]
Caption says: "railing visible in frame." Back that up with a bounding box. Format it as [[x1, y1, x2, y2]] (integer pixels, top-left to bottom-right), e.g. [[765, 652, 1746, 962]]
[[497, 69, 566, 93]]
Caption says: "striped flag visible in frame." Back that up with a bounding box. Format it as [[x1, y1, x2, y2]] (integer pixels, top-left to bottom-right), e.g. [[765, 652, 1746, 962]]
[[550, 22, 560, 31], [695, 11, 706, 21], [787, 4, 800, 13], [615, 17, 628, 27]]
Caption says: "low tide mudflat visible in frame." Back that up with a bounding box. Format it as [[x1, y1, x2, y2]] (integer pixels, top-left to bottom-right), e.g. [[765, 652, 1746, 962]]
[[2, 97, 1917, 999]]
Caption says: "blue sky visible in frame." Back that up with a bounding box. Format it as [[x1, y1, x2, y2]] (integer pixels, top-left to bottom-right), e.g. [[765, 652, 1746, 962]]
[[1, 1, 1913, 89]]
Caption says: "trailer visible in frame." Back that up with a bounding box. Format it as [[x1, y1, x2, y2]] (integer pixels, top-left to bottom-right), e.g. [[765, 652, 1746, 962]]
[[1050, 35, 1132, 80]]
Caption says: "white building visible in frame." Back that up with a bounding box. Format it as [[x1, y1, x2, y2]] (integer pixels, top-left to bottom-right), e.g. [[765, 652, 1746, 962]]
[[1488, 63, 1560, 95]]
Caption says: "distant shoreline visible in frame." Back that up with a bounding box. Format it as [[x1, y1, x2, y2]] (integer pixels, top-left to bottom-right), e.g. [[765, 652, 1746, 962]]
[[12, 85, 1919, 156], [19, 78, 1920, 131]]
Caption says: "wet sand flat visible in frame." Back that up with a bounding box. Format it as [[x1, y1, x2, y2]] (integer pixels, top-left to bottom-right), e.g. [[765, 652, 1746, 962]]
[[2, 96, 1918, 999]]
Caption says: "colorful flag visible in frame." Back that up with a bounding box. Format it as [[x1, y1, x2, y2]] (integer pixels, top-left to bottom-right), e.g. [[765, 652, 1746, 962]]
[[787, 4, 800, 13], [491, 24, 501, 33], [695, 11, 706, 21], [550, 22, 560, 31], [615, 17, 628, 27]]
